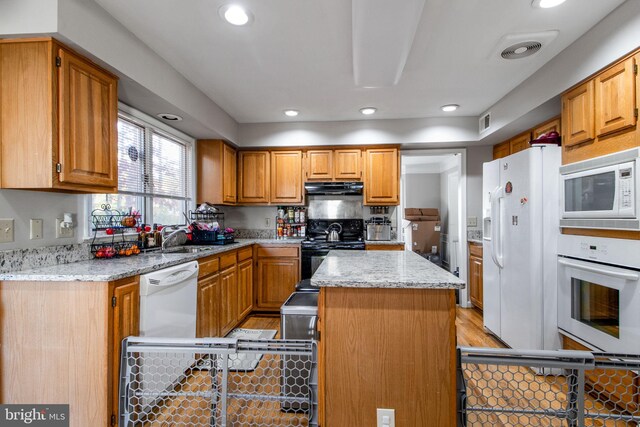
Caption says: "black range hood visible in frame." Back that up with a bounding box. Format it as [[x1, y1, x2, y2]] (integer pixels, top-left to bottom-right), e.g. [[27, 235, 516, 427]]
[[304, 181, 364, 195]]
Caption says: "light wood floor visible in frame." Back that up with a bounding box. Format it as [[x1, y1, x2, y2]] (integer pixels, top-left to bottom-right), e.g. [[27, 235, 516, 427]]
[[137, 310, 633, 426]]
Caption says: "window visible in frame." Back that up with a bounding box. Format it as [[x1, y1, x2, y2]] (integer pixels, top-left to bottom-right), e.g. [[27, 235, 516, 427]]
[[90, 110, 193, 232]]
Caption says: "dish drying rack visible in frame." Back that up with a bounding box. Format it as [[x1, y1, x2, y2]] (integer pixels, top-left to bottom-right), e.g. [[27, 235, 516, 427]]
[[188, 210, 235, 245], [90, 205, 142, 259]]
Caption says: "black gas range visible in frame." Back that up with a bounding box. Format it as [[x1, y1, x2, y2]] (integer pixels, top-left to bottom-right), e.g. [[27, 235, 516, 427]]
[[301, 218, 365, 279]]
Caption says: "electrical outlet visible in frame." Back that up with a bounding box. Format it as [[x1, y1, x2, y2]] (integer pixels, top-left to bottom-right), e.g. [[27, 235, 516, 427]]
[[0, 218, 15, 243], [377, 408, 395, 427], [266, 217, 271, 227], [56, 218, 74, 238], [467, 216, 478, 227], [30, 219, 43, 240]]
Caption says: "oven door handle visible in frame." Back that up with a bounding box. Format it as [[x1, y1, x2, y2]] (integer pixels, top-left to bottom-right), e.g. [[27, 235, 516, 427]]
[[558, 258, 640, 281]]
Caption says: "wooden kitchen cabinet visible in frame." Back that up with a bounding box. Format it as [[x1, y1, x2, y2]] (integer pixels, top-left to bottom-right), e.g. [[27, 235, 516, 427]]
[[238, 151, 270, 204], [594, 56, 637, 137], [220, 265, 238, 336], [237, 258, 254, 320], [197, 272, 221, 338], [197, 139, 237, 205], [562, 50, 639, 165], [271, 150, 303, 204], [334, 149, 362, 180], [111, 278, 140, 426], [306, 150, 334, 180], [562, 80, 596, 148], [363, 147, 399, 205], [365, 244, 404, 251], [509, 131, 532, 155], [533, 117, 561, 139], [468, 243, 483, 310], [255, 245, 301, 311], [0, 37, 118, 192], [493, 141, 511, 160]]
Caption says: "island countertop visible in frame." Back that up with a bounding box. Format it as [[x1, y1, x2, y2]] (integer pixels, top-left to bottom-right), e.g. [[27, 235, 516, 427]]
[[311, 249, 465, 289]]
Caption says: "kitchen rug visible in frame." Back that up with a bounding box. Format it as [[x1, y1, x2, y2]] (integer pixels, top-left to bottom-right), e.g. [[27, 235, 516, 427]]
[[225, 328, 277, 372]]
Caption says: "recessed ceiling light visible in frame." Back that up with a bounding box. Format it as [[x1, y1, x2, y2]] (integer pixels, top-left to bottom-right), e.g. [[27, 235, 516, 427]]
[[360, 107, 377, 115], [532, 0, 566, 8], [219, 4, 252, 26], [284, 109, 299, 117], [157, 113, 183, 121], [441, 104, 459, 112]]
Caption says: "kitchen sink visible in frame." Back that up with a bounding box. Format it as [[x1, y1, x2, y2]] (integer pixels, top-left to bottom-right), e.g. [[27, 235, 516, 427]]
[[164, 247, 214, 254]]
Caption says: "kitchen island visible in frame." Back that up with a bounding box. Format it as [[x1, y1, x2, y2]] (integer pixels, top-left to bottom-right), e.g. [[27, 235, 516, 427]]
[[311, 250, 465, 427]]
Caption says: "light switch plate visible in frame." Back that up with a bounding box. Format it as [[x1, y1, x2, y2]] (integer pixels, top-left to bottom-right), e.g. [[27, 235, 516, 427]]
[[30, 219, 43, 240], [56, 218, 74, 238], [467, 216, 478, 227], [0, 218, 15, 243]]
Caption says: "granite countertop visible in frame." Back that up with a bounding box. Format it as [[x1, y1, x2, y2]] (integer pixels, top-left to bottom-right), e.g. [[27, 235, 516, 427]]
[[364, 240, 405, 245], [0, 239, 300, 282], [311, 250, 465, 289]]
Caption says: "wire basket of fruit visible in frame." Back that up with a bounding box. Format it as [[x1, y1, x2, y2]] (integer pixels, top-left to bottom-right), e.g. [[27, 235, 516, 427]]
[[91, 241, 141, 259], [91, 205, 141, 231]]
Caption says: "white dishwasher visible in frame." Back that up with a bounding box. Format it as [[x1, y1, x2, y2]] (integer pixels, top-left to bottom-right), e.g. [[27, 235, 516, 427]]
[[139, 261, 199, 338], [138, 261, 199, 409]]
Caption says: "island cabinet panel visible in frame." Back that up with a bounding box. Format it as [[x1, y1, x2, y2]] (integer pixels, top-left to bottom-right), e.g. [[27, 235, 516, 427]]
[[334, 149, 362, 179], [365, 244, 404, 251], [237, 151, 270, 204], [319, 287, 456, 427], [305, 149, 333, 180], [363, 147, 399, 205], [270, 150, 303, 204]]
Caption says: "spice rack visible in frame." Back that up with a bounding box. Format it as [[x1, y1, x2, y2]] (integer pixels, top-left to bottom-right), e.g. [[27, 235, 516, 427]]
[[275, 206, 307, 239], [90, 205, 142, 259]]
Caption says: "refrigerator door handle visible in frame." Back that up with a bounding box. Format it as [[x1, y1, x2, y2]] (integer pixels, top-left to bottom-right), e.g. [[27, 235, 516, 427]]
[[490, 186, 504, 268]]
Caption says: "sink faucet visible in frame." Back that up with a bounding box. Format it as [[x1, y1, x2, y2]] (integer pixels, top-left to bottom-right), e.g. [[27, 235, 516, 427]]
[[161, 226, 187, 251]]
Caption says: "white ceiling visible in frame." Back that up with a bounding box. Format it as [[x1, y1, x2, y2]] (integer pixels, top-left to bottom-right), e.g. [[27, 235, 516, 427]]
[[95, 0, 625, 124]]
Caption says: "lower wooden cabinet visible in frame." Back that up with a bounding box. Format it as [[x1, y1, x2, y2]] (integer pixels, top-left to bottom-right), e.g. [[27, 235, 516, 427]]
[[468, 243, 483, 310], [220, 265, 238, 336], [256, 245, 301, 311], [197, 272, 221, 337], [237, 258, 254, 320]]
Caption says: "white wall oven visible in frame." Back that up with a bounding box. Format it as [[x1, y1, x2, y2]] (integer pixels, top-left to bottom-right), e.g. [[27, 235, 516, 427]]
[[560, 148, 639, 230], [558, 235, 640, 354]]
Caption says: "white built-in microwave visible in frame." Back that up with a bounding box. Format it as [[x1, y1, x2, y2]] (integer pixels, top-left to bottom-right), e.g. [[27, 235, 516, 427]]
[[560, 148, 639, 230]]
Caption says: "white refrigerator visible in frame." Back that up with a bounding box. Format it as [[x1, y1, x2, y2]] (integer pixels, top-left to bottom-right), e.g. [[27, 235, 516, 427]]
[[482, 145, 561, 351]]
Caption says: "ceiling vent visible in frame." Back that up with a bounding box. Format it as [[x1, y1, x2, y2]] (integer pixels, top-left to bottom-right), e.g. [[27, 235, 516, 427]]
[[479, 112, 491, 133], [490, 30, 559, 61], [501, 41, 542, 59]]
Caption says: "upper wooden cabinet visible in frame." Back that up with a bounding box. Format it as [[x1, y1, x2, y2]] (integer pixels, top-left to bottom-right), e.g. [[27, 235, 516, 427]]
[[334, 149, 362, 180], [238, 151, 270, 204], [363, 148, 399, 205], [306, 150, 334, 180], [305, 148, 363, 181], [271, 151, 303, 204], [533, 117, 561, 139], [0, 37, 118, 192], [562, 51, 639, 165], [492, 141, 511, 160], [509, 131, 532, 155], [594, 57, 636, 137], [197, 139, 237, 205], [562, 80, 596, 147]]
